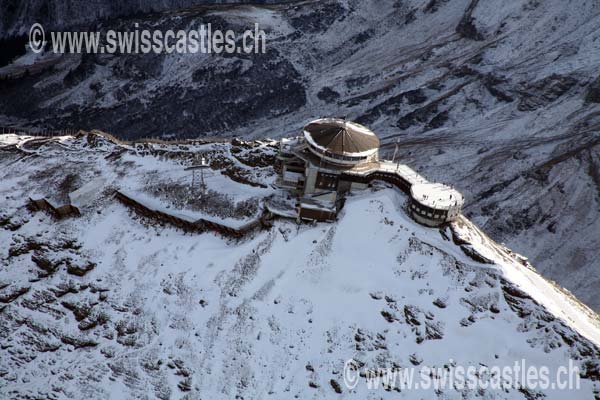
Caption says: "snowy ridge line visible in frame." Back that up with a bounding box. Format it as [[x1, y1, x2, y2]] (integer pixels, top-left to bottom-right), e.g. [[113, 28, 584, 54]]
[[452, 216, 600, 347], [114, 190, 273, 238], [1, 126, 80, 137], [0, 127, 232, 146]]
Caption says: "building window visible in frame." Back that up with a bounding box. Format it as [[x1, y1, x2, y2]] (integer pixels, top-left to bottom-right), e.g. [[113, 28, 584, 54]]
[[316, 172, 338, 190]]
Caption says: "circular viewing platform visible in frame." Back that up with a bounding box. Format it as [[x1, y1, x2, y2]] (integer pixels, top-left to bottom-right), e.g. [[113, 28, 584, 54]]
[[409, 182, 464, 226]]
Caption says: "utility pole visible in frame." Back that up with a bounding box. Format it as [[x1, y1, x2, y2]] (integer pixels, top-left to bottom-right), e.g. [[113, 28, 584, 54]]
[[394, 139, 400, 170]]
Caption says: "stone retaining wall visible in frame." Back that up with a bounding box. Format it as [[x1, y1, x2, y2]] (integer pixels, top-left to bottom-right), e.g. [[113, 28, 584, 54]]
[[114, 191, 271, 239], [28, 198, 81, 219]]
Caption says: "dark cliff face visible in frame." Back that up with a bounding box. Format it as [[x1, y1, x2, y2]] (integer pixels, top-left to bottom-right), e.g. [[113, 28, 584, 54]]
[[0, 5, 310, 138], [0, 0, 293, 38], [1, 0, 600, 312]]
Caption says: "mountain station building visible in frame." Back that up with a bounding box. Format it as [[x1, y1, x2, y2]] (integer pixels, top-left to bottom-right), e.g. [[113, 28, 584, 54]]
[[277, 118, 464, 226]]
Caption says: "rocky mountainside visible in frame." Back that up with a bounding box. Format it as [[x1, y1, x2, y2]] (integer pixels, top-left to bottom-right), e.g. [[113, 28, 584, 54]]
[[1, 133, 599, 399], [0, 0, 291, 39], [0, 1, 599, 314]]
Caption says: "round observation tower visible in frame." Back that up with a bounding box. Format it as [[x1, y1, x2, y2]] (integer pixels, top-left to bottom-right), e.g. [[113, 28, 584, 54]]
[[409, 183, 464, 226], [303, 118, 380, 166]]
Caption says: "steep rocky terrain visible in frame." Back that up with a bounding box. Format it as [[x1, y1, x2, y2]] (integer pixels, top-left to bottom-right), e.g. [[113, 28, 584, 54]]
[[1, 133, 599, 399], [0, 1, 599, 315], [0, 0, 293, 39]]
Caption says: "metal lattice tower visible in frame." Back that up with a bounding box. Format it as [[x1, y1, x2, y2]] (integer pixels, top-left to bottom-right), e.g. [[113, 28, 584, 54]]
[[185, 155, 211, 196]]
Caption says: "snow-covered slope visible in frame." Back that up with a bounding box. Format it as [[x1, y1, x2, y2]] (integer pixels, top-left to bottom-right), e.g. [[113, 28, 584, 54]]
[[1, 134, 599, 399], [1, 0, 599, 313]]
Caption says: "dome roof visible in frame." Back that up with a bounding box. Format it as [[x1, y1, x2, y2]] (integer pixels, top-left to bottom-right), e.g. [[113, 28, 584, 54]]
[[303, 118, 380, 157]]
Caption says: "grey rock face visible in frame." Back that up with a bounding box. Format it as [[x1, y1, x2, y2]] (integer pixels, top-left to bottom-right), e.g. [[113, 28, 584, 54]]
[[1, 0, 599, 312], [0, 0, 293, 38]]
